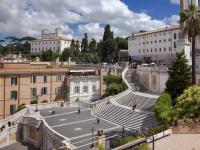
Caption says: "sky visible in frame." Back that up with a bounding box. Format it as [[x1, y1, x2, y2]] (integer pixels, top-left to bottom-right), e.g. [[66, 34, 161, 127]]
[[0, 0, 180, 41]]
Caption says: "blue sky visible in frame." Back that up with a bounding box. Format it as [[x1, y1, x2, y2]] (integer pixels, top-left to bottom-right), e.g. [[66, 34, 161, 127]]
[[123, 0, 179, 19], [0, 0, 180, 40]]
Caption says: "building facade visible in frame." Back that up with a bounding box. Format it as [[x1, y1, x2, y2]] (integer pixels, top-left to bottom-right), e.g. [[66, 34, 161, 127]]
[[30, 27, 71, 54], [128, 26, 191, 65], [0, 62, 102, 120]]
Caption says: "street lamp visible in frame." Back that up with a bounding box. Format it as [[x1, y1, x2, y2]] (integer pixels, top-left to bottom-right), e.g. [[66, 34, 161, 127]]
[[91, 127, 95, 147], [35, 95, 39, 112]]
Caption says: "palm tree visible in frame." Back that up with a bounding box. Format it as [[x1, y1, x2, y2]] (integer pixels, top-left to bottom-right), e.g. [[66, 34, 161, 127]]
[[180, 4, 200, 85]]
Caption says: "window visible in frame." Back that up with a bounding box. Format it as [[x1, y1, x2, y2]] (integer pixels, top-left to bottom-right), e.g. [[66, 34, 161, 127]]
[[32, 74, 37, 83], [174, 42, 176, 48], [159, 48, 161, 52], [168, 38, 171, 41], [92, 85, 96, 92], [155, 48, 157, 52], [10, 91, 17, 100], [74, 86, 80, 93], [10, 105, 16, 115], [151, 49, 153, 52], [163, 39, 166, 42], [41, 87, 48, 95], [164, 47, 166, 52], [11, 76, 17, 85], [159, 40, 162, 43], [139, 50, 141, 53], [174, 33, 177, 40], [169, 47, 171, 51], [55, 87, 62, 94], [83, 86, 88, 93], [56, 74, 62, 82], [44, 75, 47, 83], [155, 40, 157, 43], [31, 88, 37, 97]]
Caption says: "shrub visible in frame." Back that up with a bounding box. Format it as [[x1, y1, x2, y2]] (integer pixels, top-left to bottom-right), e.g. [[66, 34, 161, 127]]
[[134, 143, 150, 150], [154, 93, 173, 122], [18, 103, 26, 111], [31, 100, 38, 104], [41, 100, 48, 103], [144, 124, 168, 137]]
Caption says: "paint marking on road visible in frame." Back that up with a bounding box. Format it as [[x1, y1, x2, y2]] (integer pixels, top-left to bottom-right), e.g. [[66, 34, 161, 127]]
[[51, 118, 96, 128]]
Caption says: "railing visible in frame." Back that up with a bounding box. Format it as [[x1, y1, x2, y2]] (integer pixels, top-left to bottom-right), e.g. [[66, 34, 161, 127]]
[[122, 66, 132, 89], [0, 107, 29, 127], [137, 66, 168, 72], [0, 125, 17, 148]]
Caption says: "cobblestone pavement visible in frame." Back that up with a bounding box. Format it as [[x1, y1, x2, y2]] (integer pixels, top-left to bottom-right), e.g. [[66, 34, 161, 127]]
[[150, 134, 200, 150]]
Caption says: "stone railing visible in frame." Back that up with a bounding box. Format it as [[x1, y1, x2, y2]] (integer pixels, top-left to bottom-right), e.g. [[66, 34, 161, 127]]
[[122, 66, 132, 89], [0, 125, 17, 148], [0, 107, 29, 127], [28, 101, 64, 111], [137, 66, 168, 73], [147, 129, 172, 142]]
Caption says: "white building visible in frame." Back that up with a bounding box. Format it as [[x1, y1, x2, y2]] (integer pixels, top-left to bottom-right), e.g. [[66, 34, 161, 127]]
[[66, 69, 101, 102], [128, 26, 191, 65], [30, 27, 71, 54]]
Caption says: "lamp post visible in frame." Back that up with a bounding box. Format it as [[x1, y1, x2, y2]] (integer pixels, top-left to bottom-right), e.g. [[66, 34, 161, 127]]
[[91, 127, 95, 147], [35, 95, 39, 112]]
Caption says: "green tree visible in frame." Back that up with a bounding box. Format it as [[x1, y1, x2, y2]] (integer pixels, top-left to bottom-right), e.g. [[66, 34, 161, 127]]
[[103, 24, 113, 42], [88, 38, 97, 53], [81, 33, 88, 53], [102, 39, 117, 62], [103, 75, 121, 86], [41, 50, 59, 61], [70, 39, 76, 50], [180, 4, 200, 85], [115, 37, 128, 50], [176, 86, 200, 119], [75, 40, 80, 52], [165, 52, 191, 105], [106, 83, 123, 95], [61, 48, 74, 61], [154, 93, 173, 122]]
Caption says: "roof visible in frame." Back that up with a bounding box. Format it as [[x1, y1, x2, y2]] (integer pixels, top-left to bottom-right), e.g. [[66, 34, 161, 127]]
[[132, 25, 180, 37]]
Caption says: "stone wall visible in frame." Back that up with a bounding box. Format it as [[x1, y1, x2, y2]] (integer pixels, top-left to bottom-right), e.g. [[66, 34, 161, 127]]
[[171, 120, 200, 134]]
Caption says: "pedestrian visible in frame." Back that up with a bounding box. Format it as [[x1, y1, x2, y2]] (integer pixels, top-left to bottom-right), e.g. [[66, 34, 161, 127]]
[[8, 121, 11, 127], [53, 107, 56, 114], [78, 108, 80, 114], [97, 117, 100, 124]]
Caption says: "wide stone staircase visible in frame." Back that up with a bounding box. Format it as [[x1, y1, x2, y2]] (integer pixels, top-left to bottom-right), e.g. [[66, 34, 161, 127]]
[[93, 100, 158, 131], [125, 69, 147, 92]]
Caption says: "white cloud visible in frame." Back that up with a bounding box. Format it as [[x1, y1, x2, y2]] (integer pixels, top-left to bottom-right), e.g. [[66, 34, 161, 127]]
[[0, 0, 177, 40], [164, 15, 180, 26], [170, 0, 180, 4]]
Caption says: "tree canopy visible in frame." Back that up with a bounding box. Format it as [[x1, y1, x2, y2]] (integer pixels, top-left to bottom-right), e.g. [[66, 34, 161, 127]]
[[81, 33, 88, 53], [176, 86, 200, 119], [154, 93, 174, 122], [165, 52, 191, 105], [180, 4, 200, 84], [41, 50, 60, 61]]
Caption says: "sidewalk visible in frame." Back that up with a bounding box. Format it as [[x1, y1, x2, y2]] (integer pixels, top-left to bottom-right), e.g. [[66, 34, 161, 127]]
[[149, 134, 200, 150]]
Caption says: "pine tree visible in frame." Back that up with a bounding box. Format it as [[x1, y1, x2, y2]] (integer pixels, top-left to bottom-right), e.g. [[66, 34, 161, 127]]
[[70, 39, 76, 50], [88, 39, 97, 53], [75, 40, 80, 52], [81, 33, 88, 53], [165, 52, 191, 105], [103, 25, 113, 42]]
